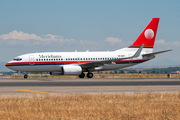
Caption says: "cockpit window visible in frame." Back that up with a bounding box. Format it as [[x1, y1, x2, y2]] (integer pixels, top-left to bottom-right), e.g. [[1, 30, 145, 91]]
[[13, 58, 22, 61]]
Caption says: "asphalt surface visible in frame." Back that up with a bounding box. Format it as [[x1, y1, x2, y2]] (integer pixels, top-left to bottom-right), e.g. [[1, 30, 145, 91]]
[[0, 78, 180, 95]]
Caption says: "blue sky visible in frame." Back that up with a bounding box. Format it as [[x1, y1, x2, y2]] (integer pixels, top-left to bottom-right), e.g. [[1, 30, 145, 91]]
[[0, 0, 180, 71]]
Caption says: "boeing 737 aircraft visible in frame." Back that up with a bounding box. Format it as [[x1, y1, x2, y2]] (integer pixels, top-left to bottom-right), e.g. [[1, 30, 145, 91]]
[[6, 18, 171, 78]]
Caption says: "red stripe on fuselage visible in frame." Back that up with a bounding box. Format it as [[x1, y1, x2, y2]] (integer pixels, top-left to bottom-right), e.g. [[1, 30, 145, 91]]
[[6, 59, 149, 66]]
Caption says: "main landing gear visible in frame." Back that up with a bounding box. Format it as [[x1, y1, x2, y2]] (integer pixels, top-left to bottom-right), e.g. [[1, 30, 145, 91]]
[[87, 72, 93, 78], [79, 72, 93, 78], [79, 72, 85, 78]]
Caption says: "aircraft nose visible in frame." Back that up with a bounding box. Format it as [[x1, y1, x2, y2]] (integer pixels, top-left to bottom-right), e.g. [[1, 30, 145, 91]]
[[5, 62, 12, 68]]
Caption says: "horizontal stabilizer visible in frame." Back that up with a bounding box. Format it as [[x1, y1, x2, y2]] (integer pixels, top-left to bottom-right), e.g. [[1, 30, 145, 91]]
[[143, 49, 172, 57]]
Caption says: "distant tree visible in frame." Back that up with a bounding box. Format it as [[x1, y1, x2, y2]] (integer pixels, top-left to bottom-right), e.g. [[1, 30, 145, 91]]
[[128, 70, 138, 74], [120, 70, 125, 74], [151, 70, 156, 74], [109, 71, 113, 74]]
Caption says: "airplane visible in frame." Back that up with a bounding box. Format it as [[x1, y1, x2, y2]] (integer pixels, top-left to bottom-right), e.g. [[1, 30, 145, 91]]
[[5, 18, 172, 79]]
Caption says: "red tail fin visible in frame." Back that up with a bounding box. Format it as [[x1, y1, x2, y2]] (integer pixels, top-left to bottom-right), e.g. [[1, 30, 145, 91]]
[[129, 18, 160, 48]]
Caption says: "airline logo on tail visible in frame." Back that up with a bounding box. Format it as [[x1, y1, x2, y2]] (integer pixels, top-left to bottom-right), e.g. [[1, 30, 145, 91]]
[[129, 18, 160, 48]]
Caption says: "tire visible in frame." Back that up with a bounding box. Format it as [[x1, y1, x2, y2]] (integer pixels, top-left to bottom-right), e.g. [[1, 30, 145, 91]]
[[24, 74, 28, 79], [87, 73, 93, 78], [79, 72, 85, 78]]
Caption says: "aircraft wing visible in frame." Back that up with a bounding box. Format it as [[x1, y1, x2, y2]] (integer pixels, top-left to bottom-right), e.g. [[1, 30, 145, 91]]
[[142, 49, 172, 57], [79, 44, 144, 68]]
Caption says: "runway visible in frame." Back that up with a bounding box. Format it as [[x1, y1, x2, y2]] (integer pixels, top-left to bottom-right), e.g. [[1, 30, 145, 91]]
[[0, 78, 180, 95]]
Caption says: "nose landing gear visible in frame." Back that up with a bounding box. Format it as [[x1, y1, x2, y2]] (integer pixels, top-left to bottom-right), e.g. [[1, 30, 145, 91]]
[[24, 74, 28, 79]]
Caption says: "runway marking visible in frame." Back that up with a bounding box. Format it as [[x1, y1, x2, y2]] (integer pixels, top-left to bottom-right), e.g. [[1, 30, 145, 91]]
[[14, 89, 52, 94]]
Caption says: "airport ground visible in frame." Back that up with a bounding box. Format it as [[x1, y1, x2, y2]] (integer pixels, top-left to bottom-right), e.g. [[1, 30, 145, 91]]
[[0, 78, 180, 94], [10, 73, 180, 79], [0, 77, 180, 119]]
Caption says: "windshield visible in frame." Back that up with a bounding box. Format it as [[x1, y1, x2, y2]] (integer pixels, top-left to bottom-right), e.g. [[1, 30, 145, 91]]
[[13, 58, 22, 61]]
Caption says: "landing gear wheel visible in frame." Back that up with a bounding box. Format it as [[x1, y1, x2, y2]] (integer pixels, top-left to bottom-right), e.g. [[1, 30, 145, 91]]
[[87, 73, 93, 78], [24, 74, 28, 79], [79, 72, 85, 78]]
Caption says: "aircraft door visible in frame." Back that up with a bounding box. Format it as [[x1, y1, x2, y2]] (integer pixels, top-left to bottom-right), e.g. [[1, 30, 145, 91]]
[[29, 55, 34, 65]]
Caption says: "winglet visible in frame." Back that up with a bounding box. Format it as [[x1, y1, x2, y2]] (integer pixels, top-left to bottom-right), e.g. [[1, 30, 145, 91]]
[[132, 44, 144, 58]]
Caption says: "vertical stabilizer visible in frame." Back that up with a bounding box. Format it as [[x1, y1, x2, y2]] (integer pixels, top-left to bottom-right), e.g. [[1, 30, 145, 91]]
[[129, 18, 159, 48]]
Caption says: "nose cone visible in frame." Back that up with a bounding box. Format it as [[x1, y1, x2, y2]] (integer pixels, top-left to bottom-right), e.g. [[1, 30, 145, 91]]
[[5, 62, 9, 67], [5, 61, 13, 69]]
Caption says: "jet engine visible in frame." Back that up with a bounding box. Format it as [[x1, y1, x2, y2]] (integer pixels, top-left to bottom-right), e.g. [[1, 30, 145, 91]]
[[50, 72, 61, 75], [61, 65, 82, 75], [50, 65, 82, 75]]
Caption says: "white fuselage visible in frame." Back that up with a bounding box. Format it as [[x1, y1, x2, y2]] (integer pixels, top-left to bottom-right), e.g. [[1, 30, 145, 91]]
[[6, 47, 153, 72]]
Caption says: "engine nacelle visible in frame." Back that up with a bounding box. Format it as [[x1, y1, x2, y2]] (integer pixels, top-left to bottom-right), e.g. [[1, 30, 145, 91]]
[[61, 65, 82, 75], [49, 72, 61, 75]]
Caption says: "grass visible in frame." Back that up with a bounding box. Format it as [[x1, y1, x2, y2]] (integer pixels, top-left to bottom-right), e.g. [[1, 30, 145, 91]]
[[11, 74, 180, 79], [0, 93, 180, 119]]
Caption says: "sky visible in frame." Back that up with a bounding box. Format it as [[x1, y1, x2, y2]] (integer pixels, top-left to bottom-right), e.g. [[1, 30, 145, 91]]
[[0, 0, 180, 71]]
